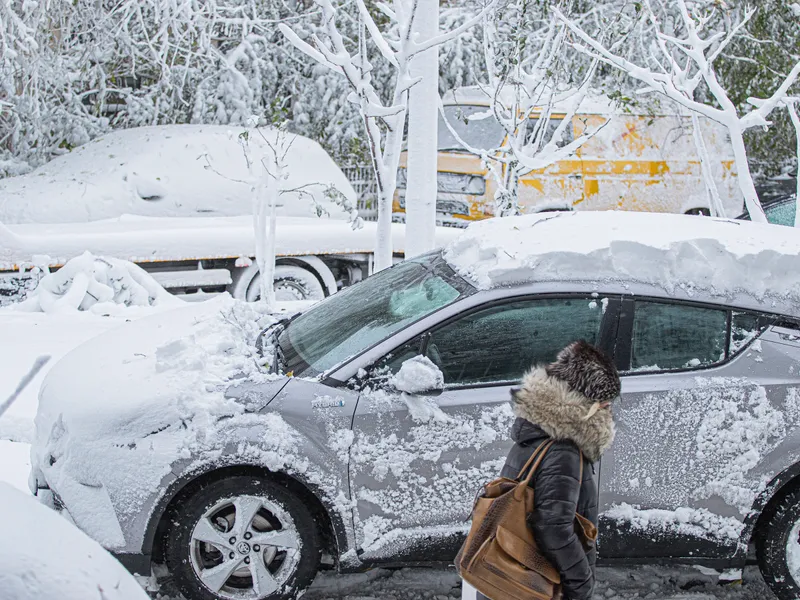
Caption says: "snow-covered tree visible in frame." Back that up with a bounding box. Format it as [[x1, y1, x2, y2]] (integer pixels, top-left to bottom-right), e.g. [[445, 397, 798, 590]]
[[281, 0, 491, 271], [404, 1, 440, 259], [781, 97, 800, 227], [439, 1, 606, 216], [212, 121, 362, 309], [555, 0, 800, 222]]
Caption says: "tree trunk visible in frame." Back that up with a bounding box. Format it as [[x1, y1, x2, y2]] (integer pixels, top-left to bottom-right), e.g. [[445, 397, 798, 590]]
[[788, 102, 800, 228], [691, 113, 726, 217], [728, 124, 767, 223], [403, 0, 439, 259], [254, 159, 278, 309]]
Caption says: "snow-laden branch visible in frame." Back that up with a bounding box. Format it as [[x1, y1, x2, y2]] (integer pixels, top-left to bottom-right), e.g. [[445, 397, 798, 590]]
[[0, 356, 50, 419], [410, 1, 495, 57], [278, 24, 335, 70], [355, 0, 398, 67], [281, 0, 486, 270], [742, 62, 800, 129], [553, 1, 796, 222], [448, 7, 605, 217], [782, 98, 800, 227]]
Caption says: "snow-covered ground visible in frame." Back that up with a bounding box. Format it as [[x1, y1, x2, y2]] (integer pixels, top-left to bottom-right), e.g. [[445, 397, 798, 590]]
[[0, 299, 777, 600]]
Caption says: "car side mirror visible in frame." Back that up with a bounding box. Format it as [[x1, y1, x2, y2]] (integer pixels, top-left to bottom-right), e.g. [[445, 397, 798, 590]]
[[390, 356, 444, 396]]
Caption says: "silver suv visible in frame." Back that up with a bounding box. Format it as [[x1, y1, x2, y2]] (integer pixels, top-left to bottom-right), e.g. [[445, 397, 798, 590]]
[[31, 213, 800, 600]]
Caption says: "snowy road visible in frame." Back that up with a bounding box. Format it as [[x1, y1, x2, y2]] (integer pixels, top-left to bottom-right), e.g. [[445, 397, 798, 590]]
[[301, 566, 775, 600], [0, 307, 777, 600]]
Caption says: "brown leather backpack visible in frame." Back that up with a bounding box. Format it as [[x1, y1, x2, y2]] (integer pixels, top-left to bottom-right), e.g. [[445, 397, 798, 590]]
[[455, 440, 598, 600]]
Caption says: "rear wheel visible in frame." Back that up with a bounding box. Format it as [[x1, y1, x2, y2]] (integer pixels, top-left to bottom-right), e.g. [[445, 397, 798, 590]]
[[245, 266, 325, 303], [165, 476, 321, 600], [758, 486, 800, 600], [685, 207, 711, 216]]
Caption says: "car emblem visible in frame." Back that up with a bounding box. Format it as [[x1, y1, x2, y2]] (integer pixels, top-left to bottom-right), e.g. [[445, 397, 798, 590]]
[[236, 541, 251, 554]]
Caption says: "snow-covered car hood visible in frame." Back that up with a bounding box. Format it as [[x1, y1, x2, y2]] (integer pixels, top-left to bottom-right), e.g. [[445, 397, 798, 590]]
[[0, 124, 356, 224], [30, 296, 287, 546]]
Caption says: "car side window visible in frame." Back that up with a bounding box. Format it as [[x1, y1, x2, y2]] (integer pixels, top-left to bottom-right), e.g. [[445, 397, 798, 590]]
[[423, 297, 606, 387], [631, 301, 727, 372]]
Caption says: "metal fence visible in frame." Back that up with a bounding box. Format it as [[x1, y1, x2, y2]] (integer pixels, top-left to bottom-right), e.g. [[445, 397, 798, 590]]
[[342, 164, 378, 221]]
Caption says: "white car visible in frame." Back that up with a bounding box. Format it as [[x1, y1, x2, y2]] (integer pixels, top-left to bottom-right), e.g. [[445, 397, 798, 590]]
[[0, 125, 460, 303]]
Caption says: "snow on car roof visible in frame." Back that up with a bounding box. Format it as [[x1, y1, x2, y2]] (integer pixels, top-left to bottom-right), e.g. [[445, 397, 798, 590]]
[[443, 211, 800, 311], [0, 125, 356, 225]]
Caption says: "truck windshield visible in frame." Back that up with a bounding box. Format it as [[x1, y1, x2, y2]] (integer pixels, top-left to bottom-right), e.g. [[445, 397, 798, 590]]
[[277, 252, 475, 377], [438, 105, 506, 152]]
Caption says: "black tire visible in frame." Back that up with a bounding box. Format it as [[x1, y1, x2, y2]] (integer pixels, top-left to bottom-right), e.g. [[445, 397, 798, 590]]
[[758, 486, 800, 600], [245, 266, 325, 303], [685, 207, 711, 216], [165, 475, 321, 600]]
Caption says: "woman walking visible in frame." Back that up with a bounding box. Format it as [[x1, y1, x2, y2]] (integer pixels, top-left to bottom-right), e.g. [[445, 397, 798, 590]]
[[463, 340, 619, 600]]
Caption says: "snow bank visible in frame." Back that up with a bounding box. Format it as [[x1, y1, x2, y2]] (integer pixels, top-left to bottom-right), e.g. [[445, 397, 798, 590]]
[[11, 252, 181, 314], [0, 482, 149, 600], [444, 212, 800, 307], [31, 296, 284, 547], [0, 124, 356, 225]]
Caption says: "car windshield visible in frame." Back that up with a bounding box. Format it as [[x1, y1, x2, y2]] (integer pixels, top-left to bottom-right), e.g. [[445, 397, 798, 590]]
[[277, 252, 475, 377], [438, 105, 506, 152]]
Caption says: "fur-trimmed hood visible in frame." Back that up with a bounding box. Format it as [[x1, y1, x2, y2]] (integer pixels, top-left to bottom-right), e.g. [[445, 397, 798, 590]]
[[512, 367, 616, 462]]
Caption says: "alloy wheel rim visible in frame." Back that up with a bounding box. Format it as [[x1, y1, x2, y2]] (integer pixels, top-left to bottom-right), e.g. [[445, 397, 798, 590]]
[[788, 518, 800, 587], [189, 494, 301, 599]]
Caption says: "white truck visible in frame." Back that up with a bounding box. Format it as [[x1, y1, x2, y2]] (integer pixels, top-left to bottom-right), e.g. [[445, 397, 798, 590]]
[[0, 125, 459, 304]]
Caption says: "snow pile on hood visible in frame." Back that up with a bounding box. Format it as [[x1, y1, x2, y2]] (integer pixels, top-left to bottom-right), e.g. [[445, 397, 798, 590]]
[[0, 482, 149, 600], [0, 124, 357, 224], [30, 296, 283, 546], [10, 252, 181, 314], [443, 211, 800, 305]]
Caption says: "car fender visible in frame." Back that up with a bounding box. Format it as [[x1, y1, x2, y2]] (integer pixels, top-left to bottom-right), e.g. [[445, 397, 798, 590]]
[[135, 378, 361, 571]]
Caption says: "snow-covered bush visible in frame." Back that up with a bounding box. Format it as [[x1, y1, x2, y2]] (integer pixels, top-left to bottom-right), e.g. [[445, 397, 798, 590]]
[[13, 252, 180, 314], [0, 482, 150, 600]]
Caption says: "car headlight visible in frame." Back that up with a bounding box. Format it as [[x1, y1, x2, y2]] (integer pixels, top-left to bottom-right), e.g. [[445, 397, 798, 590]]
[[395, 169, 485, 196]]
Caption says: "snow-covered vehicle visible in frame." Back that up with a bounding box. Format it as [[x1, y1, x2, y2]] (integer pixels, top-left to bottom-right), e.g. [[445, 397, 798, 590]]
[[29, 211, 800, 600], [393, 87, 744, 225], [0, 125, 458, 303]]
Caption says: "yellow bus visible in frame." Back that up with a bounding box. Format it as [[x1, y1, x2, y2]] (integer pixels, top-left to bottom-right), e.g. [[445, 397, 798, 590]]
[[394, 87, 742, 225]]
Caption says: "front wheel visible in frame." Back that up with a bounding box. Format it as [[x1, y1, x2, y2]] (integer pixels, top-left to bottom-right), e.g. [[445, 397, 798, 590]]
[[758, 486, 800, 600], [165, 476, 321, 600]]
